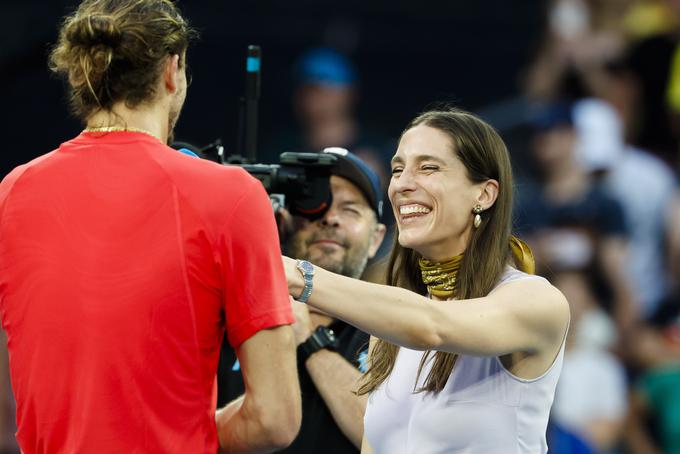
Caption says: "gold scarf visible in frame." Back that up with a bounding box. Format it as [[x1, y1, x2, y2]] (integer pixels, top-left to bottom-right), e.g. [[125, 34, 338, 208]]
[[419, 254, 463, 298], [418, 236, 535, 298], [509, 235, 535, 275]]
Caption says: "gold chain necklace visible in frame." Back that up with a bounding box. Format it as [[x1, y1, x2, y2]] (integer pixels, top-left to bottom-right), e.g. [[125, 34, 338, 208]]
[[83, 125, 161, 142]]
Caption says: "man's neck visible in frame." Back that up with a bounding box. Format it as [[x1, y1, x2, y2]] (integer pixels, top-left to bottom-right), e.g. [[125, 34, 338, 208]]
[[86, 101, 169, 143]]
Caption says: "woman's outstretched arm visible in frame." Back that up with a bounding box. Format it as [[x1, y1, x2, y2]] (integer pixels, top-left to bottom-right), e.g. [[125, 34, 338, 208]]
[[284, 256, 569, 358]]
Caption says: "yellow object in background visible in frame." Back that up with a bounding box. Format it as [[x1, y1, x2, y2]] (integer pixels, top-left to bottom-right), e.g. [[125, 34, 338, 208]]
[[622, 0, 677, 39], [667, 45, 680, 113]]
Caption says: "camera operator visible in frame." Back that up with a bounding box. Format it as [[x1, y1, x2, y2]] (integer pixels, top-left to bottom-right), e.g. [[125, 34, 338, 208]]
[[0, 1, 301, 453], [218, 148, 387, 453]]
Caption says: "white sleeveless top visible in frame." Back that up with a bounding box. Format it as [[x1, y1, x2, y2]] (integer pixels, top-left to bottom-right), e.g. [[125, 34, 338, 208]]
[[364, 267, 566, 454]]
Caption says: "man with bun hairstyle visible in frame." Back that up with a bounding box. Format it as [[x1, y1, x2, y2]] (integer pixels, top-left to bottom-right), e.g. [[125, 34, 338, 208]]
[[0, 1, 301, 452]]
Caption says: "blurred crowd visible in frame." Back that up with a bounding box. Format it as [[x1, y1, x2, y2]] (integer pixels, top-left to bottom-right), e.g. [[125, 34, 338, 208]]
[[4, 0, 680, 452], [519, 1, 680, 452]]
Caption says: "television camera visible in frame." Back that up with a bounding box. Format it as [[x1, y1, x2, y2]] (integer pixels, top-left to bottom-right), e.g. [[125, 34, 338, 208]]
[[174, 45, 335, 221]]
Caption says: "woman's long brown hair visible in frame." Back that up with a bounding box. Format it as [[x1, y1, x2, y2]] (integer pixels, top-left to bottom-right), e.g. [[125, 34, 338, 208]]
[[357, 107, 523, 395]]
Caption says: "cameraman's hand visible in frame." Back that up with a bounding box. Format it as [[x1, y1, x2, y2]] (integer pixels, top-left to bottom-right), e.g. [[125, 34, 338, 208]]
[[275, 207, 295, 242], [290, 296, 312, 346], [275, 208, 312, 245]]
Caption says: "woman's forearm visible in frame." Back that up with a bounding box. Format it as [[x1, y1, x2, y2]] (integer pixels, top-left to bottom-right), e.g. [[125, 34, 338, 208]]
[[309, 266, 440, 350], [288, 257, 567, 357]]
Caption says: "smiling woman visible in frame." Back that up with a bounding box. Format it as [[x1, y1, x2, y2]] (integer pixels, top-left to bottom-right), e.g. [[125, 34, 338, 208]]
[[390, 124, 499, 261], [283, 107, 569, 454]]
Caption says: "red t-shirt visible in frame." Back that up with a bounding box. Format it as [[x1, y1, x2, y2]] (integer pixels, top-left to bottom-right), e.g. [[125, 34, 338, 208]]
[[0, 131, 293, 453]]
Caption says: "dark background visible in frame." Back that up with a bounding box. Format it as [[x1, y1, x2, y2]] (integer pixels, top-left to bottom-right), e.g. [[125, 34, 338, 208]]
[[0, 0, 546, 177]]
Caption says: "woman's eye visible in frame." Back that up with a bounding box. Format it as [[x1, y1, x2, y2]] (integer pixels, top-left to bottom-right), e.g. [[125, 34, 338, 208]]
[[421, 165, 439, 172], [391, 167, 403, 175]]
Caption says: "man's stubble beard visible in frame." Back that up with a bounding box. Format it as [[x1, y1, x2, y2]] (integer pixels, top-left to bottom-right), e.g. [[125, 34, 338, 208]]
[[167, 84, 186, 145], [307, 247, 368, 279], [287, 228, 371, 279], [167, 107, 181, 146]]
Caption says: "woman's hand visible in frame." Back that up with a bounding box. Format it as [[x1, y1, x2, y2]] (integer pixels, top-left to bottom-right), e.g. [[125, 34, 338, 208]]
[[282, 255, 304, 299]]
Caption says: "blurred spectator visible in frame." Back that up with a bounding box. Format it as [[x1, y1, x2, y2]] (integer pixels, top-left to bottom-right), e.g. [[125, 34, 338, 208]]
[[523, 0, 631, 103], [264, 47, 393, 187], [551, 270, 627, 453], [666, 195, 680, 292], [621, 0, 678, 40], [547, 422, 598, 454], [624, 303, 680, 454], [264, 47, 396, 264], [623, 0, 680, 166], [573, 97, 678, 319], [515, 101, 637, 330], [293, 48, 360, 150], [521, 0, 680, 168]]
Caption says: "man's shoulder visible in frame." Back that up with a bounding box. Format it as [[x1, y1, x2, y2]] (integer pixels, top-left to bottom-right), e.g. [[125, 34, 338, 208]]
[[0, 151, 58, 205], [150, 150, 266, 219], [154, 149, 256, 191]]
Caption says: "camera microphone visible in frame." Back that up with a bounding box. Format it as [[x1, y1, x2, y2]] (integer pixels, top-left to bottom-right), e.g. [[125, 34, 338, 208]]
[[235, 45, 261, 164]]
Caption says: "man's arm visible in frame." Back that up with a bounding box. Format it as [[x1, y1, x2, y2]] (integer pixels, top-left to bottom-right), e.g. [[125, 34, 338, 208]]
[[215, 326, 301, 454], [304, 350, 367, 448], [291, 300, 366, 448]]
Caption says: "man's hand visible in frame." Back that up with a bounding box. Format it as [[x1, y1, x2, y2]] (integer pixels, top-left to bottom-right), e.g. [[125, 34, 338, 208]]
[[291, 297, 313, 345], [216, 326, 301, 453]]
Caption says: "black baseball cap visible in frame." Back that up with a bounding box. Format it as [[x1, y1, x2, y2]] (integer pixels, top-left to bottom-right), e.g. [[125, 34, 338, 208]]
[[322, 147, 383, 220]]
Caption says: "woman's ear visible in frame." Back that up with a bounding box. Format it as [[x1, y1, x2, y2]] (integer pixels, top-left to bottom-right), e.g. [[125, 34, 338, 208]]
[[476, 179, 499, 210]]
